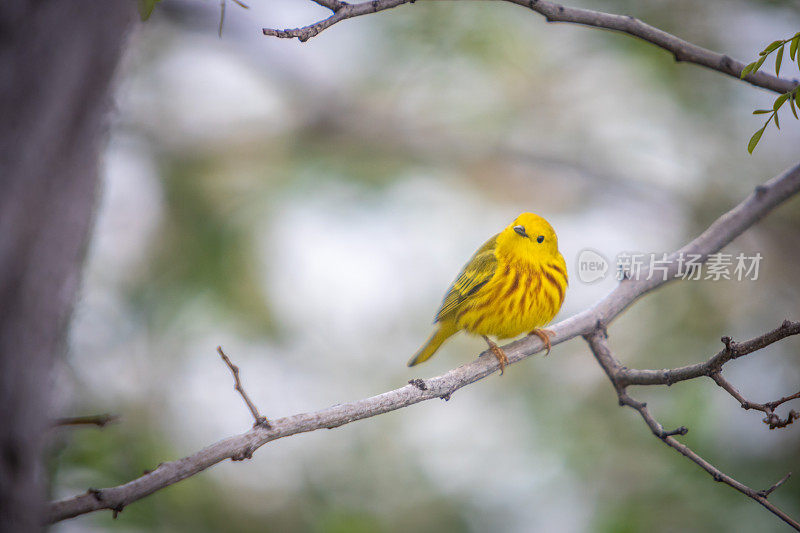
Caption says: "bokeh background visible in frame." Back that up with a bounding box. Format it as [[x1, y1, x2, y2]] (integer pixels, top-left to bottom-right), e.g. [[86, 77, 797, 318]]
[[51, 1, 800, 531]]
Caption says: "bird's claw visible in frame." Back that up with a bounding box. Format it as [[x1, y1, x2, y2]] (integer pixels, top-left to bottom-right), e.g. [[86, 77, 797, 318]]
[[483, 336, 509, 375], [491, 344, 509, 375], [528, 328, 554, 356]]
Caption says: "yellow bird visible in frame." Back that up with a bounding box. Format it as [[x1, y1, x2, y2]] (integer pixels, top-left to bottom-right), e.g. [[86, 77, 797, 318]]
[[408, 213, 567, 373]]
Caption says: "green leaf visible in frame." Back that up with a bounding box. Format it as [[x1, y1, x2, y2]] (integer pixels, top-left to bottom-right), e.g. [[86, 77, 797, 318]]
[[740, 62, 757, 79], [790, 96, 798, 120], [790, 35, 799, 61], [774, 110, 780, 130], [748, 127, 765, 154], [754, 55, 767, 74], [762, 40, 785, 55], [774, 92, 790, 111], [776, 46, 784, 76], [752, 109, 772, 114], [796, 88, 800, 108], [138, 0, 161, 21]]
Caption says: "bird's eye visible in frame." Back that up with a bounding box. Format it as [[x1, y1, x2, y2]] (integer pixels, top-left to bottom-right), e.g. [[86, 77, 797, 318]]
[[536, 235, 544, 243]]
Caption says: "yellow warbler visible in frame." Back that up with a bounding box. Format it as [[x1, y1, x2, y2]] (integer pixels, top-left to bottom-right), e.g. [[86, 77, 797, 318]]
[[408, 213, 567, 373]]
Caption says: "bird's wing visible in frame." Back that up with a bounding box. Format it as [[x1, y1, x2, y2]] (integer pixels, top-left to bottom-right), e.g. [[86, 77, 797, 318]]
[[435, 234, 499, 322]]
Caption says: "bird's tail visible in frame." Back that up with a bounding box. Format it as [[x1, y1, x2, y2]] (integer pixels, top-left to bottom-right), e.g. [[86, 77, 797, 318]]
[[408, 323, 458, 367]]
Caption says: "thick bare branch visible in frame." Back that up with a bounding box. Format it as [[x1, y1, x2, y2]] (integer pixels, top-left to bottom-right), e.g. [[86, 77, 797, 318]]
[[583, 330, 800, 531], [262, 0, 798, 94], [46, 162, 800, 523], [0, 2, 137, 528]]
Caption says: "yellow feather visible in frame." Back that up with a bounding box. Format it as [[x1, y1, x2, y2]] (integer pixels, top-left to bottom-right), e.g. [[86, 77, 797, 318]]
[[409, 213, 567, 366], [407, 321, 458, 366]]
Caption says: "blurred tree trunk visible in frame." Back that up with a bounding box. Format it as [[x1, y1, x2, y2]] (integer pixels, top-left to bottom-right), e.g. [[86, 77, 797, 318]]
[[0, 2, 135, 530]]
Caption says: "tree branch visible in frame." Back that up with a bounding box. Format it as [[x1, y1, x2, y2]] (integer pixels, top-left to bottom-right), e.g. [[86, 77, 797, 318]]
[[46, 161, 800, 523], [52, 414, 120, 429], [507, 0, 798, 94], [583, 329, 800, 531], [311, 0, 347, 10], [709, 373, 799, 430], [262, 0, 798, 94], [262, 0, 412, 42], [217, 346, 271, 429], [614, 320, 800, 430], [618, 320, 800, 387]]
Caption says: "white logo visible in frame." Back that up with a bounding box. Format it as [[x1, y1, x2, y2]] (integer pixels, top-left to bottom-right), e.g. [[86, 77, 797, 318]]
[[577, 248, 609, 283]]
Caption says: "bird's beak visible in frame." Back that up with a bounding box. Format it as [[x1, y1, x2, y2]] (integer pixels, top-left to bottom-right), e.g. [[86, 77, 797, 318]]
[[513, 225, 528, 238]]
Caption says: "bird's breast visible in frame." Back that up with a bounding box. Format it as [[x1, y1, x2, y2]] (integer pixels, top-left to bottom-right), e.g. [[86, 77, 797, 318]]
[[455, 259, 566, 339]]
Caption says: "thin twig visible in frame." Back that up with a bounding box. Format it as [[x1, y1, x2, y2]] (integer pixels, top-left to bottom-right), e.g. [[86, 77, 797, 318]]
[[759, 472, 792, 498], [709, 373, 799, 429], [263, 0, 411, 42], [261, 0, 798, 95], [583, 330, 799, 531], [52, 414, 120, 428], [217, 346, 270, 429], [766, 391, 800, 411]]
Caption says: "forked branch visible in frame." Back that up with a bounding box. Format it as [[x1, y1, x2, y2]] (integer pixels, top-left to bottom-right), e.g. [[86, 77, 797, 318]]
[[583, 329, 800, 531], [615, 320, 800, 430], [47, 162, 800, 523]]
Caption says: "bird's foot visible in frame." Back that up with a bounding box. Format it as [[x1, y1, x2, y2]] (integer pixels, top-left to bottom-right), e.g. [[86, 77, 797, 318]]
[[483, 336, 509, 375], [528, 328, 555, 356]]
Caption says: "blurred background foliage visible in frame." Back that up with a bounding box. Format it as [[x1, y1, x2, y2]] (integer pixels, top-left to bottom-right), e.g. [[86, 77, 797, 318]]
[[52, 1, 800, 532]]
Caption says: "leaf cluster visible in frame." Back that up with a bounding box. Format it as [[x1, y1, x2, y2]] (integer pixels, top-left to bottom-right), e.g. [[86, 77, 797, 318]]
[[740, 32, 800, 153]]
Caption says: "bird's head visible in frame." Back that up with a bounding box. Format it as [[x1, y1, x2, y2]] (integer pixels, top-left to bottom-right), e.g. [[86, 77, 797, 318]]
[[497, 212, 560, 261]]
